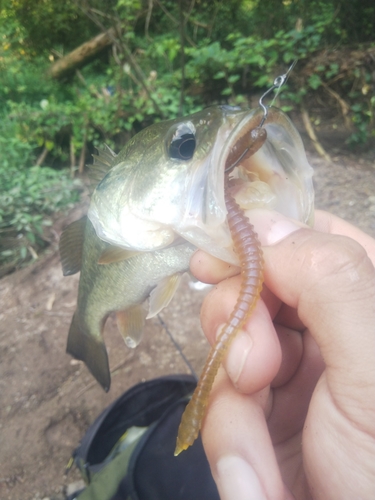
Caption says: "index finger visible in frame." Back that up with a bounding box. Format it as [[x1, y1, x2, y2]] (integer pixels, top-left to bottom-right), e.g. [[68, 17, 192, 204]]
[[190, 209, 375, 283]]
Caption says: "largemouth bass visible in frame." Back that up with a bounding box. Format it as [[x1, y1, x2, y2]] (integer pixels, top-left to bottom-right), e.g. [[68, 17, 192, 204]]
[[60, 105, 314, 451]]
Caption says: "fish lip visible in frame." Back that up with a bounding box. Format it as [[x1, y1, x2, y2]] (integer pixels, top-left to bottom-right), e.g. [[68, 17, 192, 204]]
[[179, 105, 314, 263], [233, 107, 313, 224], [218, 107, 265, 176], [215, 106, 314, 227]]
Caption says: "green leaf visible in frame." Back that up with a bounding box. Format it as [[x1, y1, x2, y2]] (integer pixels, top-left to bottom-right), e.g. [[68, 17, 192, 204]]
[[228, 74, 240, 84], [214, 71, 225, 79], [308, 74, 322, 90]]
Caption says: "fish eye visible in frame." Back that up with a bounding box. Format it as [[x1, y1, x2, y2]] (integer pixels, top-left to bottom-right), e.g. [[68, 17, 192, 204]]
[[168, 122, 196, 161]]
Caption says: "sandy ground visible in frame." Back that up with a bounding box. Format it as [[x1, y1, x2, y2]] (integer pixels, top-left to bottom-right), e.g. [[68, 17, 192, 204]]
[[0, 143, 374, 500]]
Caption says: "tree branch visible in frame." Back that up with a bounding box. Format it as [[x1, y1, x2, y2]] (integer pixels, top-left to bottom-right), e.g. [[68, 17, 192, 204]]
[[301, 106, 332, 164], [48, 29, 115, 79], [79, 2, 166, 117]]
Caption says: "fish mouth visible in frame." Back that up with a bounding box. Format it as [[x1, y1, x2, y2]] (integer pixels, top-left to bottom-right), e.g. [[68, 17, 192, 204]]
[[179, 106, 314, 264], [220, 107, 314, 219], [230, 107, 314, 223]]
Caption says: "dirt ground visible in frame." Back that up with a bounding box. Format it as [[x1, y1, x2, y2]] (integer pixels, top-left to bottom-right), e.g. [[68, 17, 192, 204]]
[[1, 137, 374, 500]]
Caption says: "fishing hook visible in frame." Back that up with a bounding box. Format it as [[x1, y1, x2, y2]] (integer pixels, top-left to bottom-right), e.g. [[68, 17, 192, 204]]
[[259, 59, 298, 128], [224, 61, 298, 173]]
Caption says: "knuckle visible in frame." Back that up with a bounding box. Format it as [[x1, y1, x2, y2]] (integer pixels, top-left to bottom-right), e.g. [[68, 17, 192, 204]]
[[298, 233, 375, 302], [313, 235, 372, 280]]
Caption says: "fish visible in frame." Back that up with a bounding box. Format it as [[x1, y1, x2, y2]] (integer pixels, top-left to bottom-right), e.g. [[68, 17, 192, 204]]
[[60, 104, 314, 451]]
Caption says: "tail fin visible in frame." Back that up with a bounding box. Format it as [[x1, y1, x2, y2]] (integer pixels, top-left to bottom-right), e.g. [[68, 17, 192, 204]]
[[67, 313, 111, 392]]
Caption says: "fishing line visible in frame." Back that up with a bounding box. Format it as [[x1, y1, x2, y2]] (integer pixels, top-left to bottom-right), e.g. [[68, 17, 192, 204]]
[[157, 314, 198, 380], [259, 59, 298, 127]]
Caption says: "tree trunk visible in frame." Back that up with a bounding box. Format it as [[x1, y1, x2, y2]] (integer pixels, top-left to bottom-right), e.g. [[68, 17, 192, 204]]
[[49, 29, 115, 79]]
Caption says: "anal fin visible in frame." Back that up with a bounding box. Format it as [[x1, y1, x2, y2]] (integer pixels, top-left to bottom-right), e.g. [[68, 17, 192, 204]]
[[116, 305, 147, 348]]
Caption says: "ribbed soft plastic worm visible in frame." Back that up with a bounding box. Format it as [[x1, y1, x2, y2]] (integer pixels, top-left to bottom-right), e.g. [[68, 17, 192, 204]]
[[175, 131, 265, 456]]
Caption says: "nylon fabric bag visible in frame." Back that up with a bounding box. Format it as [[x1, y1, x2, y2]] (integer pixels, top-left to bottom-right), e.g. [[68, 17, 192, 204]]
[[68, 375, 219, 500]]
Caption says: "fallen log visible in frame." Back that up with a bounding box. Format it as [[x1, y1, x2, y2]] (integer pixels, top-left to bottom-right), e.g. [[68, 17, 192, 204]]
[[49, 28, 115, 79]]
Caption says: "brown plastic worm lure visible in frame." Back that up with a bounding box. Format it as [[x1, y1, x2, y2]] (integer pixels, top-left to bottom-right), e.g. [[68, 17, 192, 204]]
[[175, 126, 267, 455]]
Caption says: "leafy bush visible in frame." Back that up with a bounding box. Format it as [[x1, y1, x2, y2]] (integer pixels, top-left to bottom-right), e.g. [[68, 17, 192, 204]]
[[2, 0, 374, 155], [0, 117, 81, 275]]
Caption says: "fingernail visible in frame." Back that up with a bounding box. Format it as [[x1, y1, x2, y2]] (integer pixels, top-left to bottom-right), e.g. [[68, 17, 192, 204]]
[[266, 219, 302, 245], [225, 329, 253, 385], [216, 455, 267, 500]]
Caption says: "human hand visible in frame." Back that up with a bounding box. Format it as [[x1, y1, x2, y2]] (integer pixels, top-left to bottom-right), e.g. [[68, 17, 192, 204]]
[[190, 210, 375, 500]]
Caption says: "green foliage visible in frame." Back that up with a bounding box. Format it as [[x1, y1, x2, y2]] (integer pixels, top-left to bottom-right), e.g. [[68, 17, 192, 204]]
[[0, 161, 81, 274], [0, 0, 374, 274], [2, 0, 373, 133], [1, 0, 99, 54], [0, 109, 81, 274], [245, 0, 375, 44]]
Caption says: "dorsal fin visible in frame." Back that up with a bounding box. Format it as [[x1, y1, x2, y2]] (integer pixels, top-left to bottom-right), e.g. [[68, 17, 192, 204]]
[[59, 216, 87, 276], [89, 144, 117, 188]]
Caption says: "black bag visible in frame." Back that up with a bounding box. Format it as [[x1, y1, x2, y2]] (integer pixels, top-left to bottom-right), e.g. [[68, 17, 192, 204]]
[[68, 375, 219, 500]]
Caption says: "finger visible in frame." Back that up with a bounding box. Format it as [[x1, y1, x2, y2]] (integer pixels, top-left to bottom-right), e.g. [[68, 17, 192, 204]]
[[314, 209, 375, 264], [190, 249, 239, 283], [263, 228, 375, 432], [203, 369, 291, 500], [269, 329, 325, 444], [273, 303, 305, 331], [190, 209, 375, 285], [200, 275, 282, 392], [271, 324, 304, 388], [200, 276, 281, 345], [190, 209, 307, 284]]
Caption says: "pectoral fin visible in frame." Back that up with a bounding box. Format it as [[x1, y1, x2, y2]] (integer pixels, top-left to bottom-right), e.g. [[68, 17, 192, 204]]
[[98, 237, 189, 266], [98, 246, 141, 265], [66, 312, 110, 392], [59, 217, 87, 276], [116, 305, 147, 348], [147, 273, 182, 319]]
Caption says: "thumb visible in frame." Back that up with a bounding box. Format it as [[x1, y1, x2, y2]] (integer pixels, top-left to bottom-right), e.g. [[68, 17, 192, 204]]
[[263, 226, 375, 431]]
